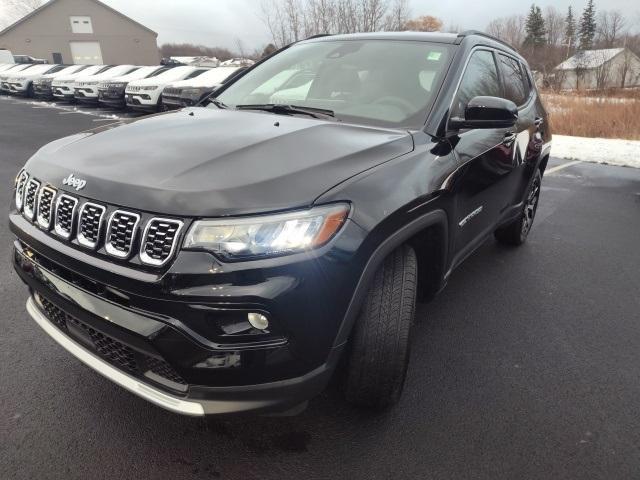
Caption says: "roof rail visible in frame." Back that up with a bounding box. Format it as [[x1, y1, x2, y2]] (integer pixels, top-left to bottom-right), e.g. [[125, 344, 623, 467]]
[[304, 33, 333, 40], [456, 30, 516, 50]]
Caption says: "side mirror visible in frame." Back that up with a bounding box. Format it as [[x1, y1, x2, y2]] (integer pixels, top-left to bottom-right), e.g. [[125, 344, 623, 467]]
[[449, 96, 518, 130]]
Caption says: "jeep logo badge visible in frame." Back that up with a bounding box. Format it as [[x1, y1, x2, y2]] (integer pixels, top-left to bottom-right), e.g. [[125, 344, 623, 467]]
[[62, 174, 87, 191]]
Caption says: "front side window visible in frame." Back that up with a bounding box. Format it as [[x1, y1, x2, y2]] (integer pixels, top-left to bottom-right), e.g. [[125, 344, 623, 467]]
[[451, 50, 501, 118], [214, 40, 453, 128], [498, 54, 528, 106]]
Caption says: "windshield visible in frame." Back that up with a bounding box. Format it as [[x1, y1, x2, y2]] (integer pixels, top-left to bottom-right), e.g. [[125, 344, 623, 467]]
[[121, 66, 163, 80], [81, 65, 107, 76], [21, 64, 55, 75], [152, 66, 200, 82], [215, 40, 453, 128], [98, 65, 137, 77], [193, 67, 240, 84]]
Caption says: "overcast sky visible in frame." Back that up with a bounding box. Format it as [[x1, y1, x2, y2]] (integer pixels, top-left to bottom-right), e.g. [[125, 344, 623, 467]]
[[2, 0, 639, 50], [100, 0, 639, 50]]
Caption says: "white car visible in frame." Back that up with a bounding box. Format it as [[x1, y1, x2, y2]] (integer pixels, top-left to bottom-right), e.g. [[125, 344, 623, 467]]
[[220, 58, 255, 67], [161, 66, 242, 109], [0, 64, 20, 73], [74, 64, 139, 104], [2, 64, 63, 95], [33, 64, 90, 99], [97, 65, 168, 108], [52, 65, 113, 101], [125, 65, 211, 112]]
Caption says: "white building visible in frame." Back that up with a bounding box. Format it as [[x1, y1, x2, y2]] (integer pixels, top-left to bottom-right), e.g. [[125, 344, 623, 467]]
[[553, 48, 640, 90]]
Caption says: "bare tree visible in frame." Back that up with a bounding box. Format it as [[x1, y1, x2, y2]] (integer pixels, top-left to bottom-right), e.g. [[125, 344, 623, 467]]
[[404, 15, 443, 32], [485, 15, 526, 49], [383, 0, 410, 31], [0, 0, 44, 28], [260, 0, 419, 47], [597, 10, 626, 47], [544, 6, 564, 47]]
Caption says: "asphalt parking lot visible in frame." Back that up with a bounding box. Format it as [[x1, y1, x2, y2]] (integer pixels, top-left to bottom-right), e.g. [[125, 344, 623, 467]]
[[2, 96, 640, 480]]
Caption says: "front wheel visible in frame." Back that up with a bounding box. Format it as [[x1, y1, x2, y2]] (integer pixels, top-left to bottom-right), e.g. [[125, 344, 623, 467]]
[[344, 245, 417, 409], [495, 169, 542, 246]]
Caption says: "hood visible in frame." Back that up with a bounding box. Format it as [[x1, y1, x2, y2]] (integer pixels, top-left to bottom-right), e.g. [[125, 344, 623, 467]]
[[170, 68, 240, 89], [26, 108, 414, 217], [129, 76, 171, 87]]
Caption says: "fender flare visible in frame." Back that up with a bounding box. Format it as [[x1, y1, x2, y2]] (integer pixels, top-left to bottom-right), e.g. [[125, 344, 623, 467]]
[[332, 209, 448, 348]]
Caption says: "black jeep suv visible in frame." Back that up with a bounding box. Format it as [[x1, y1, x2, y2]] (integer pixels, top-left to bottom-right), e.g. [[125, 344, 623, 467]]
[[10, 32, 551, 416]]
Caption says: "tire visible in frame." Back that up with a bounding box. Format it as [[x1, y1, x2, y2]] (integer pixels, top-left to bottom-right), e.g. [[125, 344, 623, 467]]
[[344, 245, 417, 409], [26, 83, 34, 98], [495, 169, 542, 246]]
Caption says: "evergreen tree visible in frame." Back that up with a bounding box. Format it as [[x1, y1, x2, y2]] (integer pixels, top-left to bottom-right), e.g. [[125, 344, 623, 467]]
[[564, 6, 577, 47], [524, 4, 547, 47], [578, 0, 596, 49]]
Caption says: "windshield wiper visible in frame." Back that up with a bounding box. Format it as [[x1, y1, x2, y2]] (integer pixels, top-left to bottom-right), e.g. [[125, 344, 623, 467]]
[[235, 104, 336, 120], [209, 98, 228, 109]]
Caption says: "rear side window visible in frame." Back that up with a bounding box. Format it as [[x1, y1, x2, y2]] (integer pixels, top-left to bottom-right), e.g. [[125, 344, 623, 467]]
[[452, 50, 500, 118], [498, 54, 529, 106]]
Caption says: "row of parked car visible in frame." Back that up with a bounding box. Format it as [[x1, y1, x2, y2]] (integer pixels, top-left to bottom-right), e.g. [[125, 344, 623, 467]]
[[0, 62, 246, 111]]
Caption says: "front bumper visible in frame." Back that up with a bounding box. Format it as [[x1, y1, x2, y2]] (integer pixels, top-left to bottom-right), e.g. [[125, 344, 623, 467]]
[[125, 92, 158, 111], [74, 88, 99, 104], [52, 86, 75, 101], [33, 83, 53, 98], [98, 88, 126, 108], [11, 206, 364, 415]]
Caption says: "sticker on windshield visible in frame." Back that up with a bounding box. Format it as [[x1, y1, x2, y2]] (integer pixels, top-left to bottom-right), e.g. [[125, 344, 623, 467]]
[[427, 51, 442, 61]]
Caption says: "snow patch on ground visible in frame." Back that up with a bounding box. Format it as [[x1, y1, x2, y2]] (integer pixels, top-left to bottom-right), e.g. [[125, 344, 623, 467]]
[[552, 135, 640, 169]]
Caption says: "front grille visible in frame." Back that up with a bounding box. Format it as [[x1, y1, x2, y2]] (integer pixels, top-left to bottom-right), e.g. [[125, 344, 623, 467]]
[[77, 202, 106, 249], [54, 194, 78, 239], [163, 87, 181, 96], [40, 296, 68, 330], [146, 357, 186, 385], [15, 171, 29, 210], [36, 295, 186, 386], [105, 210, 140, 258], [36, 186, 56, 229], [140, 218, 184, 266], [19, 173, 185, 268], [23, 179, 40, 220]]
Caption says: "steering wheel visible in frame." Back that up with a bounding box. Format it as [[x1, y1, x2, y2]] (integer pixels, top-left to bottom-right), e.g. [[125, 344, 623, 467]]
[[372, 96, 415, 114]]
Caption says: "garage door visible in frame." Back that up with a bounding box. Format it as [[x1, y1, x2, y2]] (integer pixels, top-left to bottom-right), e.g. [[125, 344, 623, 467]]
[[69, 41, 103, 64]]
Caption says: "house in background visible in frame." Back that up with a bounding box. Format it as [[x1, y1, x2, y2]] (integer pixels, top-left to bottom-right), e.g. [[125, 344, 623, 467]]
[[553, 47, 640, 90], [0, 0, 159, 65]]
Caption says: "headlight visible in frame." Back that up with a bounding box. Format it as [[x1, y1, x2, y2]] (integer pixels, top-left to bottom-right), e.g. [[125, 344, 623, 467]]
[[141, 85, 158, 91], [182, 87, 205, 100], [183, 204, 350, 260]]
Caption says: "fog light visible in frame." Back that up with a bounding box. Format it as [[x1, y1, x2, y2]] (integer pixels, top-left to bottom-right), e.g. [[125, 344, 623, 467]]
[[248, 312, 269, 330]]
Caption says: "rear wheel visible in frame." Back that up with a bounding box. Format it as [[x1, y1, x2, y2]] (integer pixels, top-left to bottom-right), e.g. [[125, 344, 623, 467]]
[[495, 169, 542, 246], [344, 245, 417, 409]]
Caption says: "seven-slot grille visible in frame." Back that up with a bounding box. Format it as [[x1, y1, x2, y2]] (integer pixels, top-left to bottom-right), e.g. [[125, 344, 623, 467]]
[[36, 187, 56, 229], [23, 178, 40, 220], [16, 174, 185, 267], [77, 203, 105, 249], [140, 219, 184, 266], [105, 211, 140, 258], [54, 194, 78, 239], [15, 171, 29, 210]]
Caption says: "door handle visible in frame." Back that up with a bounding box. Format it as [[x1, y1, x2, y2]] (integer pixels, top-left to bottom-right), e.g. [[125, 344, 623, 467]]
[[534, 117, 544, 127], [502, 132, 517, 146]]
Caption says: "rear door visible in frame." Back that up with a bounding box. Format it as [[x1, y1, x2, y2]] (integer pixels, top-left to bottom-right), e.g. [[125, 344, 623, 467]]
[[495, 53, 540, 208]]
